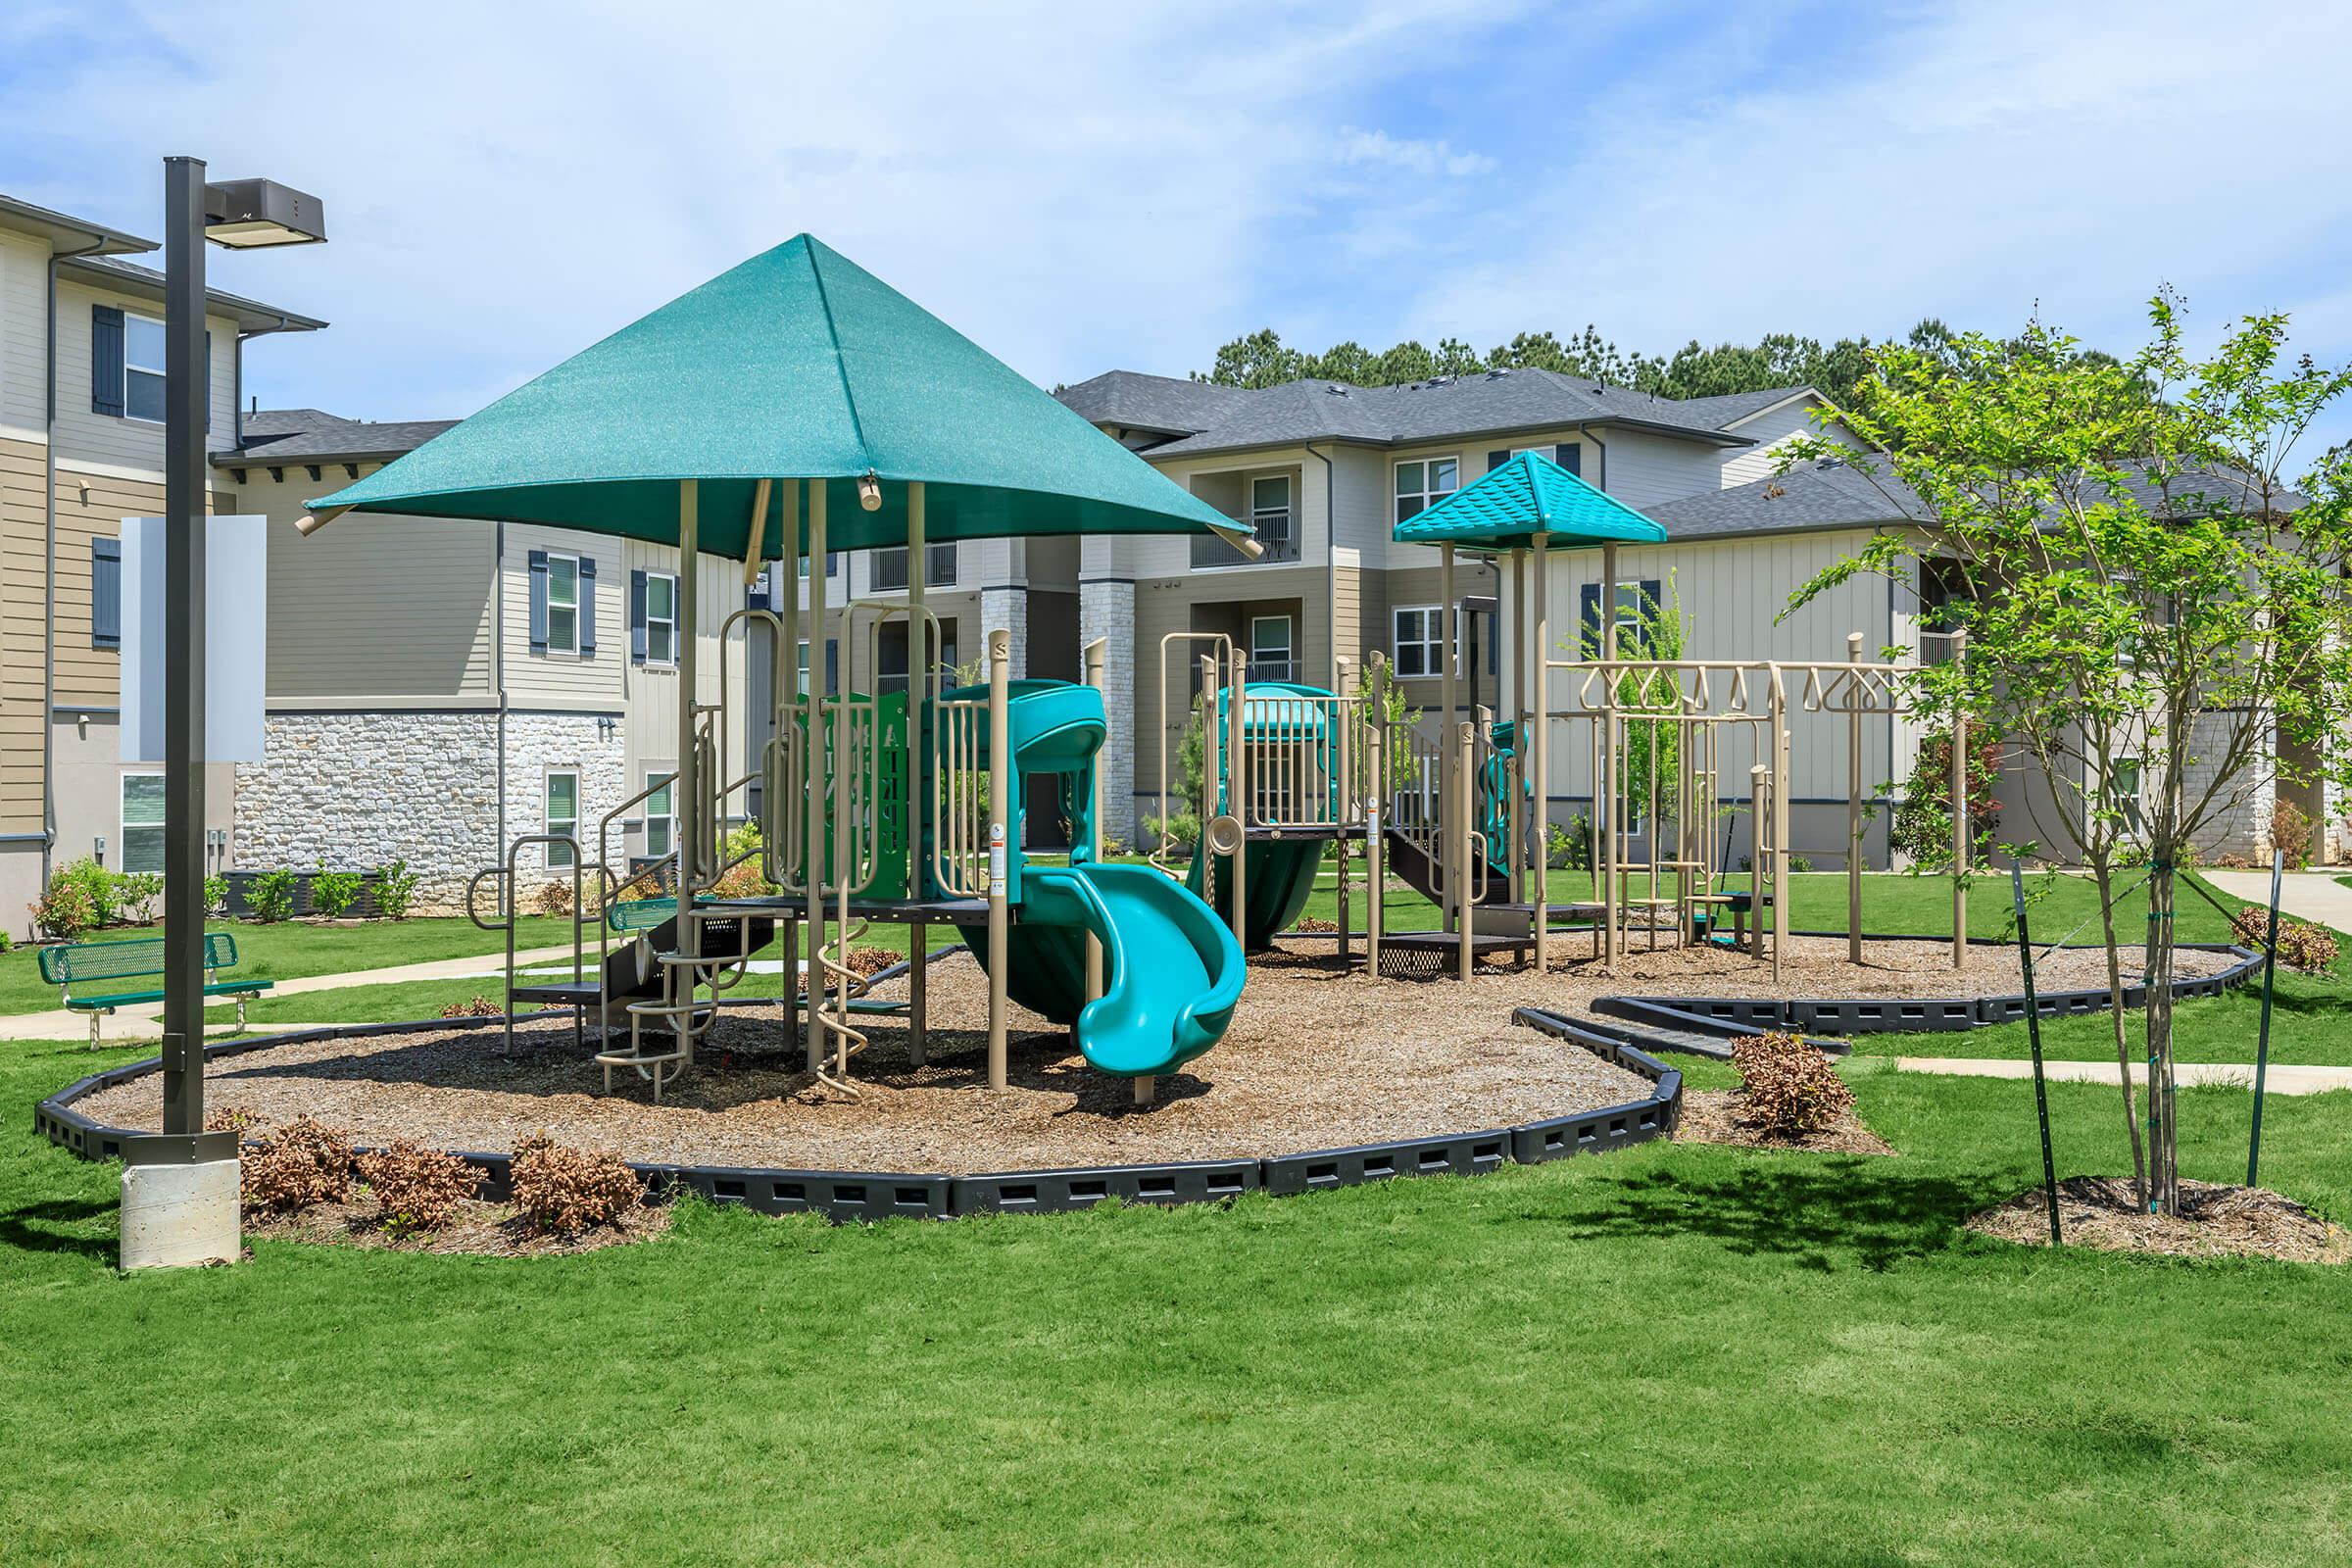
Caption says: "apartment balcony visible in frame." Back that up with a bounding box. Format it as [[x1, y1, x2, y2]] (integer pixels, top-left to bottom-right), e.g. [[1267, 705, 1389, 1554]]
[[1192, 510, 1300, 568], [868, 541, 959, 592]]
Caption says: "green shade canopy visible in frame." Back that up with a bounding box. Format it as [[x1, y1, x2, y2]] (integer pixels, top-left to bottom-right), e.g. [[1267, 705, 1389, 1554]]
[[1394, 450, 1668, 553], [308, 235, 1239, 560]]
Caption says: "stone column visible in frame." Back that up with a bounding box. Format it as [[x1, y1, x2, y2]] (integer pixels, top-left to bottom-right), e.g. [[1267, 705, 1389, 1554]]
[[1081, 579, 1138, 847], [981, 586, 1029, 681]]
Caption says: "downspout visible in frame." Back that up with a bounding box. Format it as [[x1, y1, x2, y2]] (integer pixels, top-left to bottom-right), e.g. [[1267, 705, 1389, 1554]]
[[1576, 421, 1609, 494], [1309, 444, 1336, 689], [43, 233, 115, 892]]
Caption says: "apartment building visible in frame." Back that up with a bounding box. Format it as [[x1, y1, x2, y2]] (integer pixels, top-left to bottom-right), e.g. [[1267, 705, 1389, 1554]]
[[0, 193, 323, 935], [1053, 368, 1874, 849]]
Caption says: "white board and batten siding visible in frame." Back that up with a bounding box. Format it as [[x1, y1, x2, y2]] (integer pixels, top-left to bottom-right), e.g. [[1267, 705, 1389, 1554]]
[[1717, 395, 1861, 489], [1531, 527, 1919, 810], [617, 541, 751, 805]]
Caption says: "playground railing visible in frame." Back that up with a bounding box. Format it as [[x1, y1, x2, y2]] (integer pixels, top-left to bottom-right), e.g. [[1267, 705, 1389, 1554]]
[[930, 689, 991, 899]]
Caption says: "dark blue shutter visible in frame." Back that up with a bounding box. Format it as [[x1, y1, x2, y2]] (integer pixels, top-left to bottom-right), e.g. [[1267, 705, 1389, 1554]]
[[1488, 448, 1510, 472], [203, 330, 213, 432], [91, 538, 122, 648], [1580, 583, 1601, 659], [824, 639, 839, 696], [577, 558, 598, 655], [91, 306, 123, 416], [1555, 442, 1581, 476], [1638, 578, 1662, 655], [630, 569, 649, 663], [527, 549, 549, 652]]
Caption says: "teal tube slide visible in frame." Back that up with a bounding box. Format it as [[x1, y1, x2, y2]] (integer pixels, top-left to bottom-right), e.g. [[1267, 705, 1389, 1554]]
[[1186, 838, 1325, 952]]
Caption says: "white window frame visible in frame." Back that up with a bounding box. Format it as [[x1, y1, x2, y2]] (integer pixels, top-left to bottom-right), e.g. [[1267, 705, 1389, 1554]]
[[1394, 455, 1461, 523], [1250, 614, 1294, 680], [643, 769, 676, 860], [122, 310, 168, 424], [2104, 755, 2145, 835], [545, 768, 580, 868], [545, 553, 582, 657], [1608, 578, 1649, 652], [120, 771, 166, 873], [644, 570, 678, 666], [1393, 605, 1445, 678]]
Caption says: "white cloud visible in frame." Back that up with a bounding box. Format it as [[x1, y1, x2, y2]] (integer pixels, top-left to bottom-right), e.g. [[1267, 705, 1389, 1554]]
[[0, 0, 1525, 416], [1334, 127, 1496, 178]]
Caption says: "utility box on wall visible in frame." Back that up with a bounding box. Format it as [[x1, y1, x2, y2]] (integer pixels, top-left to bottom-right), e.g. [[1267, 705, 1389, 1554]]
[[118, 514, 268, 763]]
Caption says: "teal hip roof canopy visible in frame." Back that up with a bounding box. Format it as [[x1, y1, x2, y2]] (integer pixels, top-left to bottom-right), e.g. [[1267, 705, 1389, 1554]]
[[1393, 449, 1668, 553], [305, 234, 1247, 559]]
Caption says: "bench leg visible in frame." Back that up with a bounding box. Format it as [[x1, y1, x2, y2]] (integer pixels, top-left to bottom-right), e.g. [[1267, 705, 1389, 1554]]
[[236, 997, 249, 1035], [88, 1010, 102, 1052]]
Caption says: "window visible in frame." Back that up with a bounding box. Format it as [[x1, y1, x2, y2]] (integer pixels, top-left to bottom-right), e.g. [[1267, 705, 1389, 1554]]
[[796, 639, 841, 696], [121, 774, 165, 873], [1193, 473, 1298, 567], [545, 770, 579, 867], [2107, 757, 2144, 834], [643, 771, 675, 859], [644, 572, 677, 665], [545, 555, 580, 654], [1250, 615, 1294, 681], [1394, 606, 1445, 678], [1394, 456, 1460, 522], [122, 312, 167, 423], [1578, 579, 1662, 657], [869, 542, 958, 592], [798, 553, 842, 578]]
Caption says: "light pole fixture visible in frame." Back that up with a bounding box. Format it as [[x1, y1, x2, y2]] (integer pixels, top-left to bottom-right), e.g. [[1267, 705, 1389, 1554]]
[[124, 157, 322, 1269]]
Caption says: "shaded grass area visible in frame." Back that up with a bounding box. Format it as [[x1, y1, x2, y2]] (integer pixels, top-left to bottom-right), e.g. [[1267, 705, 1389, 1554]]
[[6, 1034, 2352, 1565], [0, 915, 582, 1015]]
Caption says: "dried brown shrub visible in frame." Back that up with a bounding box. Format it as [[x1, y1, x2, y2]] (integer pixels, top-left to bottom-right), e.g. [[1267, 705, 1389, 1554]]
[[510, 1133, 643, 1234], [205, 1103, 265, 1134], [356, 1140, 482, 1235], [2269, 798, 2315, 867], [1729, 1032, 1855, 1139], [532, 880, 576, 918], [2230, 906, 2340, 975], [240, 1115, 353, 1212], [439, 995, 504, 1018]]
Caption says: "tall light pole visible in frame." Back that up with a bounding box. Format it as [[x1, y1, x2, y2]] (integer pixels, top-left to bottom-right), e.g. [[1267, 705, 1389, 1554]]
[[122, 157, 322, 1269]]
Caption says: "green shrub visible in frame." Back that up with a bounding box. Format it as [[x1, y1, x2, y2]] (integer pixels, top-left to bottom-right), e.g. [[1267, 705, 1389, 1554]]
[[1893, 730, 2002, 866], [52, 858, 120, 928], [28, 879, 97, 941], [115, 871, 164, 924], [246, 868, 298, 924], [1547, 814, 1592, 870], [202, 873, 228, 916], [372, 859, 421, 920], [311, 864, 367, 919]]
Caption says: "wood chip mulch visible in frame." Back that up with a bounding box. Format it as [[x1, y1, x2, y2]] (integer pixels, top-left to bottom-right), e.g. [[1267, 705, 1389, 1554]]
[[242, 1196, 671, 1257], [1967, 1177, 2351, 1263], [1674, 1089, 1895, 1156]]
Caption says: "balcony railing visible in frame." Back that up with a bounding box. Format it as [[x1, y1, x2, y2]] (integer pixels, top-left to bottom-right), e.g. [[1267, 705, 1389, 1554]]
[[868, 542, 958, 592], [1192, 511, 1299, 567]]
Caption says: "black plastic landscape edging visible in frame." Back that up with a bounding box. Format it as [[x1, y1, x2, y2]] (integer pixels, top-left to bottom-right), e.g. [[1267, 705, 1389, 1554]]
[[32, 1005, 1684, 1223], [1583, 939, 2264, 1060]]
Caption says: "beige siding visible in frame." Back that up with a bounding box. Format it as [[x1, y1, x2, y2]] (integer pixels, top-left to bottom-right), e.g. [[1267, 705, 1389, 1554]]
[[0, 230, 46, 436], [51, 280, 236, 475], [502, 524, 625, 710], [234, 469, 497, 702], [0, 435, 46, 831], [619, 543, 752, 838], [49, 467, 177, 710]]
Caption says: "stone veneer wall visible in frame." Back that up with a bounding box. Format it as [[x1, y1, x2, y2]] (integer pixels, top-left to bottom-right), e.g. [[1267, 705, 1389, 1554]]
[[234, 710, 627, 911], [980, 586, 1029, 681], [235, 712, 500, 909], [1080, 580, 1137, 846]]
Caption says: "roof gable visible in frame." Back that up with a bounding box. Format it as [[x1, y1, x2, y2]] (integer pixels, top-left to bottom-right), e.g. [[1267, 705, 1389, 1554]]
[[1395, 449, 1669, 552]]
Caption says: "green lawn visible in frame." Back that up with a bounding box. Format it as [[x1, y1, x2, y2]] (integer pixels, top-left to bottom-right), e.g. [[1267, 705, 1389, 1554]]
[[4, 1030, 2350, 1565], [1, 915, 584, 1015]]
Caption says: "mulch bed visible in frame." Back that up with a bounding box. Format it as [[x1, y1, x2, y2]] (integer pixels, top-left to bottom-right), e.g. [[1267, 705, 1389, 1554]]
[[242, 1196, 671, 1257], [1675, 1089, 1895, 1156], [1967, 1177, 2351, 1263]]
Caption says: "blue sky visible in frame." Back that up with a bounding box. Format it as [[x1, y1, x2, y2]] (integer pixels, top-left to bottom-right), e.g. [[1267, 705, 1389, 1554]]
[[8, 0, 2350, 461]]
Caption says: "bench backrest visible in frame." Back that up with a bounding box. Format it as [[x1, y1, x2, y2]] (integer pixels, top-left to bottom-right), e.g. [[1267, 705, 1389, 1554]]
[[38, 931, 241, 987], [608, 897, 676, 933]]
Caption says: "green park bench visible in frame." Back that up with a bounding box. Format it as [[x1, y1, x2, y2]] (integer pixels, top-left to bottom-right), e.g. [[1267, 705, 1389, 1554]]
[[38, 932, 272, 1048]]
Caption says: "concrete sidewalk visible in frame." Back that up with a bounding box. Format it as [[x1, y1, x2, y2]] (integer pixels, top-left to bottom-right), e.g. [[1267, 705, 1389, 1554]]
[[5, 942, 590, 1044], [2199, 869, 2352, 932], [1895, 1055, 2352, 1095]]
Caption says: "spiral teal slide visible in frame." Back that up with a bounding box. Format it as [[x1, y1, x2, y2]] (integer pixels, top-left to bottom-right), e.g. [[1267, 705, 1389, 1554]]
[[1023, 862, 1244, 1077]]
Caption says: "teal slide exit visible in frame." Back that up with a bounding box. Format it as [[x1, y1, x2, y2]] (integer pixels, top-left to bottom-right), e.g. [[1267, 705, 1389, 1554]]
[[1022, 862, 1244, 1076]]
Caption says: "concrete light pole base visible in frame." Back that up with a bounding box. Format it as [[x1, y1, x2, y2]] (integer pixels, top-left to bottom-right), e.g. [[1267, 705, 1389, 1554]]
[[120, 1132, 242, 1269]]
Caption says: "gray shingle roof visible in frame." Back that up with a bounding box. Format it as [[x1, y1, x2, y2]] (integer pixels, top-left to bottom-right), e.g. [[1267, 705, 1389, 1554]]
[[1643, 456, 2305, 541], [215, 412, 458, 467], [1058, 368, 1817, 459]]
